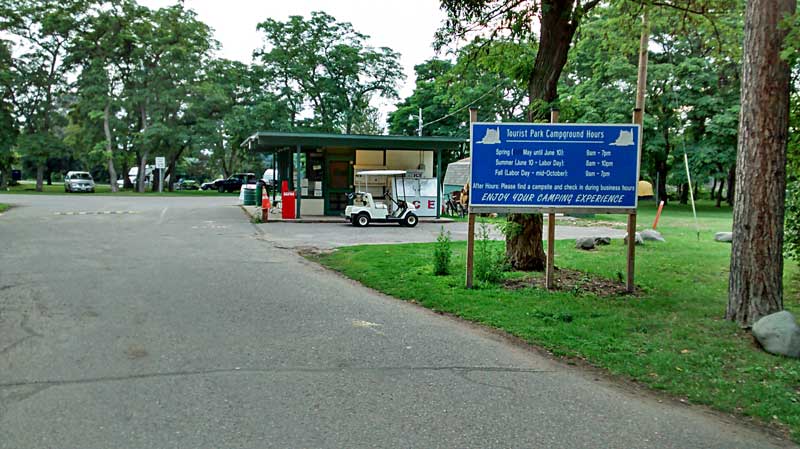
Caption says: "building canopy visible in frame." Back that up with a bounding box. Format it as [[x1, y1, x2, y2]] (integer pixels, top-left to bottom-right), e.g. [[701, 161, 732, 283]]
[[243, 131, 466, 152]]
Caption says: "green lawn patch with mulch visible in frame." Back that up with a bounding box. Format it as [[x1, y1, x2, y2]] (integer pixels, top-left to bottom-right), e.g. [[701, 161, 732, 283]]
[[315, 202, 800, 441], [0, 203, 8, 213]]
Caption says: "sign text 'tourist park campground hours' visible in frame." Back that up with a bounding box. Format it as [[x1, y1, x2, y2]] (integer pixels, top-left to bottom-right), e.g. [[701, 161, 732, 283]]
[[469, 123, 641, 212]]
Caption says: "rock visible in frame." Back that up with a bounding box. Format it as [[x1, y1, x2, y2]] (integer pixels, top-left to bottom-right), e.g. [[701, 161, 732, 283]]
[[715, 232, 733, 242], [640, 229, 665, 242], [624, 232, 644, 245], [575, 237, 595, 250], [594, 236, 611, 246], [752, 311, 800, 358]]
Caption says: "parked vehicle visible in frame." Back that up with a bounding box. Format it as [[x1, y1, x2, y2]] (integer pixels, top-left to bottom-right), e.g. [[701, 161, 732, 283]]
[[64, 171, 96, 193], [213, 173, 256, 193], [175, 179, 199, 190], [345, 170, 418, 227], [201, 178, 223, 190]]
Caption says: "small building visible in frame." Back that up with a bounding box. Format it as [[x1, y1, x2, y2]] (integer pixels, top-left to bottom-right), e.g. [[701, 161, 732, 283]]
[[242, 131, 466, 218], [443, 157, 471, 196]]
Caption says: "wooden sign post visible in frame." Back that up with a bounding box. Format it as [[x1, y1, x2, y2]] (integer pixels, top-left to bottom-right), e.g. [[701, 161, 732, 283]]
[[545, 108, 559, 290], [465, 108, 478, 289]]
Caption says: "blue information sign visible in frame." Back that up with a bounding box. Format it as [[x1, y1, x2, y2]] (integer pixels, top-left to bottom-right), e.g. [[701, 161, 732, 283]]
[[469, 123, 641, 212]]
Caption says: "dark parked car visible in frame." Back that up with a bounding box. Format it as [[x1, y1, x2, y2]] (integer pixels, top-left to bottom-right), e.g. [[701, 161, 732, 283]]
[[175, 179, 199, 190], [214, 173, 256, 193]]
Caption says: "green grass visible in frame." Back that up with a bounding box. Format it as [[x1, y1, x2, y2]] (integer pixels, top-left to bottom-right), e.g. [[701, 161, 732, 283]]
[[3, 181, 230, 196], [316, 204, 800, 441], [0, 203, 8, 213]]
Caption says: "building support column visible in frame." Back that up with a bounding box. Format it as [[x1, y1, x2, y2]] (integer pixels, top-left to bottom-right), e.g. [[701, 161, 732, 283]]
[[436, 149, 442, 219], [296, 144, 302, 219]]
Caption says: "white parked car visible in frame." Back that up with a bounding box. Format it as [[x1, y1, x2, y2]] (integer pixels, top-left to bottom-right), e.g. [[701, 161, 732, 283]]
[[64, 171, 95, 193]]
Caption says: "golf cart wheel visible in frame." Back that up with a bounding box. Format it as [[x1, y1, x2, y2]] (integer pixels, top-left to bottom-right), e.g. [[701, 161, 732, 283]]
[[403, 214, 418, 227], [217, 185, 225, 193], [354, 213, 370, 227]]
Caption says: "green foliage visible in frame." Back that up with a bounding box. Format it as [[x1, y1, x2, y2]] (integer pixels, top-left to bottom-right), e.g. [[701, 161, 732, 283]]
[[255, 11, 403, 134], [432, 226, 452, 276], [475, 221, 507, 284], [786, 180, 800, 263]]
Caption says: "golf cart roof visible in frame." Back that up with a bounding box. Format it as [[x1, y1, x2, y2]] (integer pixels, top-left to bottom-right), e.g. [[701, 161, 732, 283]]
[[357, 170, 407, 176]]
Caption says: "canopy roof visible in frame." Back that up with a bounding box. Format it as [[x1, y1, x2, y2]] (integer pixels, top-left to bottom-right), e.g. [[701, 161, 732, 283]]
[[243, 131, 466, 152]]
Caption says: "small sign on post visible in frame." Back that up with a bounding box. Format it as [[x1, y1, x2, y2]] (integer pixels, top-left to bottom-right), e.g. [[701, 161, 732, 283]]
[[155, 157, 166, 193]]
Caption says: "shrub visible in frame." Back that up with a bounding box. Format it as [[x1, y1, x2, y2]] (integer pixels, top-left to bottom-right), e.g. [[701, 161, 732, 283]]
[[475, 221, 508, 284], [786, 180, 800, 262], [433, 226, 452, 276]]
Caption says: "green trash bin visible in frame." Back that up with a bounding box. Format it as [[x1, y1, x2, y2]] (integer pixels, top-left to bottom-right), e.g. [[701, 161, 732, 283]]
[[243, 187, 258, 206], [255, 182, 263, 201]]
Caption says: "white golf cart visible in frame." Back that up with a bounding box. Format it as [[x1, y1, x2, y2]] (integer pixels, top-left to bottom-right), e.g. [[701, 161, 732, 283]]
[[345, 170, 419, 227]]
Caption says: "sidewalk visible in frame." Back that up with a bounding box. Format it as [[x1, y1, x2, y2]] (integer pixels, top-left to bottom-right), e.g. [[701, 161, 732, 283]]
[[241, 205, 454, 224]]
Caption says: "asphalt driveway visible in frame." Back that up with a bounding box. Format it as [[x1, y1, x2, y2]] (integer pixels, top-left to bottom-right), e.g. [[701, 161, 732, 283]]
[[0, 194, 792, 448]]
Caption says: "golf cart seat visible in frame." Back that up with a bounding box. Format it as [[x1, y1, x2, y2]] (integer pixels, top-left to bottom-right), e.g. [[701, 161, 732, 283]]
[[374, 201, 388, 209]]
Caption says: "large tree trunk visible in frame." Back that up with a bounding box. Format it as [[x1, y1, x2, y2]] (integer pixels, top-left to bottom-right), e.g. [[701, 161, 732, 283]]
[[726, 165, 736, 205], [727, 0, 794, 327], [137, 151, 149, 193], [507, 0, 579, 271], [35, 165, 44, 192], [656, 160, 669, 205], [104, 103, 118, 193], [679, 183, 689, 204], [506, 214, 546, 271], [137, 104, 149, 193], [710, 178, 717, 200]]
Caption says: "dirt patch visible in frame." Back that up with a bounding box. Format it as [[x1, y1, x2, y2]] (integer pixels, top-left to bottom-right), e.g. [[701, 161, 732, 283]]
[[125, 345, 148, 359], [296, 246, 335, 258], [504, 268, 637, 297]]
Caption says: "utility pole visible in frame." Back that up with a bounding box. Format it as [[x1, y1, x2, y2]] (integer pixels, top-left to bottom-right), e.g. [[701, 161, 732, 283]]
[[417, 107, 423, 136]]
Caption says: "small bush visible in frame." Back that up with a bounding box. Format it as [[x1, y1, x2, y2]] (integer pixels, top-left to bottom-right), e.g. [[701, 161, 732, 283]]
[[475, 221, 508, 284], [786, 180, 800, 262], [433, 226, 452, 276]]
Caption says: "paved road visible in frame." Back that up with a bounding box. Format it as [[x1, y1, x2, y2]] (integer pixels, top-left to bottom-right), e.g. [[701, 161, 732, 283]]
[[0, 194, 792, 449]]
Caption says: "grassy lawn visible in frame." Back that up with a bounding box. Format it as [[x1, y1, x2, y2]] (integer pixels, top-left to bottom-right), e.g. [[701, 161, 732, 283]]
[[3, 181, 230, 196], [316, 202, 800, 441], [0, 203, 8, 213]]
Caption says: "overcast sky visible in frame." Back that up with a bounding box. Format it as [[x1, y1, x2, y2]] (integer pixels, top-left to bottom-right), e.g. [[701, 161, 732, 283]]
[[139, 0, 449, 120]]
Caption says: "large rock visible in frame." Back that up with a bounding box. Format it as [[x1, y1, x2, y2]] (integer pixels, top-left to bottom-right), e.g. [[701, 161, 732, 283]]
[[714, 232, 733, 243], [752, 311, 800, 358], [624, 232, 644, 245], [594, 236, 611, 246], [640, 229, 665, 242], [575, 237, 595, 250]]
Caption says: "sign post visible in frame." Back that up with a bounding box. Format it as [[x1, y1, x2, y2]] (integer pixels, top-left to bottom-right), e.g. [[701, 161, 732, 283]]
[[465, 108, 478, 289], [468, 121, 642, 291], [155, 156, 166, 193], [546, 108, 559, 289]]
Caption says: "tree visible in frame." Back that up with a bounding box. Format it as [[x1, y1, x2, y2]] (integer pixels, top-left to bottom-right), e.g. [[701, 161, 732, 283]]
[[727, 0, 796, 327], [113, 4, 214, 192], [438, 0, 600, 270], [388, 40, 532, 166], [193, 59, 291, 178], [255, 11, 404, 134], [0, 39, 17, 188], [0, 0, 89, 190]]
